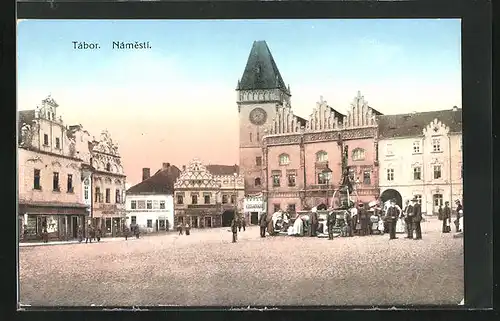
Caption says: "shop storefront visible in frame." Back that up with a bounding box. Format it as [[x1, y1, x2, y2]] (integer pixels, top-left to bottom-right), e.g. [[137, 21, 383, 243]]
[[175, 206, 221, 228], [19, 202, 88, 241], [244, 195, 265, 225]]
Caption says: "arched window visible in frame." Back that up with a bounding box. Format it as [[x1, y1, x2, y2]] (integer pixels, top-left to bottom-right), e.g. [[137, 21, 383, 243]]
[[279, 153, 290, 165], [254, 177, 261, 187], [352, 148, 366, 161], [316, 151, 328, 162], [106, 163, 111, 172]]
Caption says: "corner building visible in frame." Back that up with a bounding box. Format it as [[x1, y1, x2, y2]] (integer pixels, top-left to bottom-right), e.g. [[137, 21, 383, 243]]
[[237, 41, 382, 215]]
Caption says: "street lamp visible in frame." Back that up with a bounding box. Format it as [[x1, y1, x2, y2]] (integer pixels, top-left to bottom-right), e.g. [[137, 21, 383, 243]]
[[233, 172, 238, 222], [322, 165, 333, 209]]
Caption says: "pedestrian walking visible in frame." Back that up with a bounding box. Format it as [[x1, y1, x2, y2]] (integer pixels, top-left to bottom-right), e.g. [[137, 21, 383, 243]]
[[231, 219, 238, 243], [134, 224, 140, 239], [412, 197, 423, 240], [403, 200, 414, 239], [238, 219, 242, 232], [242, 218, 246, 231], [442, 201, 452, 233], [124, 225, 129, 240], [327, 211, 336, 240], [77, 225, 83, 243], [454, 200, 463, 232], [185, 223, 191, 236], [358, 202, 369, 236], [350, 206, 358, 237], [96, 227, 102, 242], [42, 227, 49, 243], [259, 213, 267, 237], [166, 219, 170, 232], [177, 223, 183, 235], [85, 225, 93, 244], [386, 200, 398, 240]]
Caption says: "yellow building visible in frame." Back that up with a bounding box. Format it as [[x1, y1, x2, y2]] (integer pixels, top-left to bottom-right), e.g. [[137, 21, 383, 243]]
[[18, 96, 88, 240]]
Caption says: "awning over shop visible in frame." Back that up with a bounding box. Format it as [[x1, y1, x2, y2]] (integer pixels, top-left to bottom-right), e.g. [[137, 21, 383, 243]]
[[18, 202, 89, 216]]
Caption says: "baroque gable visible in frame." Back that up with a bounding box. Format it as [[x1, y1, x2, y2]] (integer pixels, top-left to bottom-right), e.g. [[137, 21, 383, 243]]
[[93, 130, 120, 156], [423, 118, 450, 137]]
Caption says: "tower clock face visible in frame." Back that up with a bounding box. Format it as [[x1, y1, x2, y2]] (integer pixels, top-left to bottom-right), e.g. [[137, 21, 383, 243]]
[[249, 108, 267, 126]]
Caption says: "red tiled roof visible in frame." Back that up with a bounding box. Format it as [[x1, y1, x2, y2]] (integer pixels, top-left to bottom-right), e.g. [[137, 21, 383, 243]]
[[126, 165, 181, 195]]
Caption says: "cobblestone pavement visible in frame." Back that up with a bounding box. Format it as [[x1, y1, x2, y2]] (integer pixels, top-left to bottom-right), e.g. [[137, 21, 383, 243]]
[[19, 218, 463, 307]]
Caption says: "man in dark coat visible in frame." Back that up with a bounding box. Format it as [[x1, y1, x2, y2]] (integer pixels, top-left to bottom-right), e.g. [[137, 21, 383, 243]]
[[96, 227, 102, 242], [412, 197, 423, 239], [259, 213, 267, 237], [327, 212, 336, 240], [134, 224, 140, 239], [238, 219, 242, 232], [231, 219, 238, 243], [85, 225, 93, 244], [442, 201, 451, 233], [386, 200, 399, 240], [358, 202, 368, 236], [242, 218, 246, 232], [124, 225, 129, 240], [455, 200, 463, 232], [403, 200, 414, 239], [310, 211, 318, 237]]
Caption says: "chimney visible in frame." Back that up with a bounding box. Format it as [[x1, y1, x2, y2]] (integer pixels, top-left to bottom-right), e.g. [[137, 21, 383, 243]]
[[162, 162, 171, 170], [452, 106, 458, 111], [142, 168, 150, 181]]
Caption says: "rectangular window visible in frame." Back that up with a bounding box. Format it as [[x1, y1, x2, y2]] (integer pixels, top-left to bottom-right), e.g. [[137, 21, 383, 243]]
[[273, 204, 281, 212], [33, 169, 41, 190], [177, 195, 183, 205], [147, 219, 153, 228], [105, 188, 111, 203], [255, 156, 262, 166], [287, 173, 296, 187], [191, 194, 198, 204], [413, 141, 420, 154], [222, 195, 228, 204], [254, 178, 261, 187], [55, 137, 60, 149], [67, 174, 73, 193], [115, 189, 121, 203], [414, 194, 422, 204], [43, 134, 49, 146], [387, 169, 394, 181], [363, 170, 371, 185], [95, 187, 101, 202], [288, 204, 296, 213], [146, 200, 152, 209], [137, 200, 146, 209], [433, 194, 443, 207], [160, 200, 166, 209], [153, 200, 159, 209], [432, 138, 441, 152], [52, 172, 59, 191], [131, 200, 137, 209], [84, 185, 89, 200], [433, 165, 442, 179], [413, 167, 422, 180], [230, 194, 236, 204], [272, 175, 280, 187], [386, 144, 393, 156], [204, 195, 211, 204], [131, 216, 137, 225]]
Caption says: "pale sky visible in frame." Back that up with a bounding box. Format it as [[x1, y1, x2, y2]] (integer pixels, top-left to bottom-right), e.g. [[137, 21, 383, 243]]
[[17, 19, 461, 186]]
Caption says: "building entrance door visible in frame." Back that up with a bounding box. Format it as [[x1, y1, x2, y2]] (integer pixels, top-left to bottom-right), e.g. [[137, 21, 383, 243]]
[[72, 217, 78, 238], [250, 212, 258, 225], [204, 216, 212, 228]]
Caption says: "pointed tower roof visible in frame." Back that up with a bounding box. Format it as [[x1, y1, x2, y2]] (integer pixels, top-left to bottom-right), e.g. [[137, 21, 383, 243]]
[[238, 41, 288, 92]]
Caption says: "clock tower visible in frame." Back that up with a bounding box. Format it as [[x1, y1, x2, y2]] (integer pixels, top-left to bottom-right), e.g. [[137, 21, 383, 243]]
[[236, 40, 291, 195]]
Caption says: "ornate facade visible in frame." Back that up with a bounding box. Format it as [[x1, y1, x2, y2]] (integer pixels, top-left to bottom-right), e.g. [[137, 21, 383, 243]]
[[237, 41, 381, 216], [18, 96, 89, 241], [174, 159, 244, 228], [377, 108, 463, 214]]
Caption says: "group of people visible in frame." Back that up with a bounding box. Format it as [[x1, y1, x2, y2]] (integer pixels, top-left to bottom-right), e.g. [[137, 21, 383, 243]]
[[77, 225, 103, 244], [384, 197, 423, 240], [177, 223, 191, 236], [438, 200, 463, 233]]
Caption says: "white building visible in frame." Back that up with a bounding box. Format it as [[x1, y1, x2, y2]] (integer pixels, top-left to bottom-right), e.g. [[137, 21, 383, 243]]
[[377, 108, 463, 215], [125, 163, 180, 232]]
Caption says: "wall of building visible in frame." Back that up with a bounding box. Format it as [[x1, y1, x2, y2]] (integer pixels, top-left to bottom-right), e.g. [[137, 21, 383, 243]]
[[126, 194, 174, 232], [18, 148, 83, 205]]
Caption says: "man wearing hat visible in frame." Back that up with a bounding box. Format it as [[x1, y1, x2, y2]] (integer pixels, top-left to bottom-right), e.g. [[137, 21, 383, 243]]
[[442, 201, 452, 233], [454, 200, 463, 232], [411, 196, 423, 239], [358, 201, 369, 236], [386, 199, 399, 240], [403, 200, 414, 239]]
